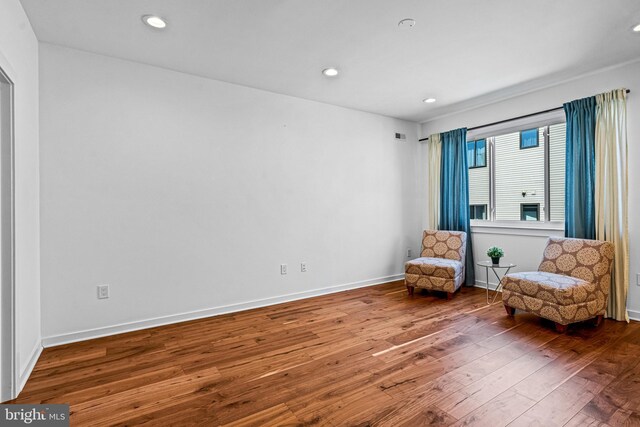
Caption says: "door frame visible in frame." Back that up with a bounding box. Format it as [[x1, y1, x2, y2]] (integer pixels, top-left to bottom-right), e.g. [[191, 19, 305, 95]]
[[0, 60, 17, 402]]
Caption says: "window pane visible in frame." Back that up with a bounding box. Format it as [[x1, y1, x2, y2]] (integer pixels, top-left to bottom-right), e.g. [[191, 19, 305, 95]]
[[467, 141, 475, 167], [549, 123, 566, 222], [494, 129, 545, 221], [520, 128, 538, 148], [521, 204, 539, 221], [475, 139, 486, 167], [466, 122, 565, 225]]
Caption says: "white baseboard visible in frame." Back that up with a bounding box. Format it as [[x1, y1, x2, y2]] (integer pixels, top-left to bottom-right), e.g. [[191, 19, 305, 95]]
[[18, 343, 43, 396], [42, 274, 404, 348], [628, 309, 640, 322]]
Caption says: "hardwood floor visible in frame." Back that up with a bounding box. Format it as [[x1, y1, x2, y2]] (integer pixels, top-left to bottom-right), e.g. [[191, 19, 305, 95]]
[[13, 281, 640, 426]]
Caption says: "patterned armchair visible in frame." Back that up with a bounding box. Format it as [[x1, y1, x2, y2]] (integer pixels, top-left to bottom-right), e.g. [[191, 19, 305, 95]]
[[501, 237, 614, 332], [405, 230, 467, 299]]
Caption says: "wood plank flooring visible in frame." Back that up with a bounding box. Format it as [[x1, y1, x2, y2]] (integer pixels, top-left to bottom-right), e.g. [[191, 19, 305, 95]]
[[12, 281, 640, 426]]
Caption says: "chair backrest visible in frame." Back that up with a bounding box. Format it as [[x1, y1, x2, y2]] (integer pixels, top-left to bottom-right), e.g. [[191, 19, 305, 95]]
[[538, 237, 615, 291], [421, 230, 467, 261]]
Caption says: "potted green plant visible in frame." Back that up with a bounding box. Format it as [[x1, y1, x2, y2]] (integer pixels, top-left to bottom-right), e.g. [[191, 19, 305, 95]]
[[487, 246, 504, 265]]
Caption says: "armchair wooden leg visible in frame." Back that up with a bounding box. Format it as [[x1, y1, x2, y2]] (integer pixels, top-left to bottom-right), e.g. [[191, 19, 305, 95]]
[[593, 315, 604, 327], [407, 286, 414, 297], [447, 292, 454, 300], [554, 322, 568, 333], [504, 304, 516, 316]]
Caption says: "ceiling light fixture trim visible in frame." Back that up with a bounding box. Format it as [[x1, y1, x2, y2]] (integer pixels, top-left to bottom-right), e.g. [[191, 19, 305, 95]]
[[423, 98, 437, 103], [142, 15, 168, 29], [322, 68, 339, 77]]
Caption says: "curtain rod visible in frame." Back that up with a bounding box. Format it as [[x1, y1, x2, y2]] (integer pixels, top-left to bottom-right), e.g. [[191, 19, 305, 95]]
[[418, 89, 631, 142]]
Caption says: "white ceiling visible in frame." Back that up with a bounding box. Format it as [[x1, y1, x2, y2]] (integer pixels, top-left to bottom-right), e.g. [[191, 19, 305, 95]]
[[19, 0, 640, 122]]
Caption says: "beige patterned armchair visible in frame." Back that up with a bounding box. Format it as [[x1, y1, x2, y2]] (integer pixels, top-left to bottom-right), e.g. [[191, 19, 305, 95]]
[[501, 237, 614, 332], [405, 230, 467, 299]]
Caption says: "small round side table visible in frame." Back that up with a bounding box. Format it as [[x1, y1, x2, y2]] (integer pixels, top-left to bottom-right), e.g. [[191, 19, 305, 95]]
[[477, 260, 516, 304]]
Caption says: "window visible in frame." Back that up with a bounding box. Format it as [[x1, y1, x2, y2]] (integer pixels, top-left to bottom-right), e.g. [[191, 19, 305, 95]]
[[467, 139, 486, 168], [520, 128, 539, 149], [468, 121, 566, 224], [470, 204, 487, 220], [521, 203, 540, 221]]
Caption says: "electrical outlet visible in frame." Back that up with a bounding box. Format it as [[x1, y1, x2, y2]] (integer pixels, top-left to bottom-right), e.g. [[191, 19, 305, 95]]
[[97, 284, 110, 299], [407, 248, 412, 258], [301, 262, 307, 272], [280, 264, 287, 275]]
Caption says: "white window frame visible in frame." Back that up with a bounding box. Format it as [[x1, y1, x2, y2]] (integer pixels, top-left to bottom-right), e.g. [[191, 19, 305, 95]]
[[468, 109, 565, 232], [0, 55, 17, 401]]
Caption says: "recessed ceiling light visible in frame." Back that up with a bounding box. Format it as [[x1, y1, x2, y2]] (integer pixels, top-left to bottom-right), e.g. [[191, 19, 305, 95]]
[[322, 68, 339, 77], [633, 23, 640, 32], [142, 15, 167, 29], [423, 98, 437, 103]]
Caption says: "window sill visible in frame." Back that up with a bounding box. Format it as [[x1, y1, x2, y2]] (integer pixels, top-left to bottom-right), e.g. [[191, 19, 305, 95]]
[[470, 221, 564, 237]]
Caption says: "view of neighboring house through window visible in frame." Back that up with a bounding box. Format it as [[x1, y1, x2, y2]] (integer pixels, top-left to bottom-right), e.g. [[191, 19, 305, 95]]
[[495, 127, 544, 220], [468, 139, 489, 222], [548, 123, 566, 221], [467, 139, 486, 168], [467, 121, 566, 223], [520, 128, 539, 149], [521, 203, 540, 221], [470, 204, 487, 220]]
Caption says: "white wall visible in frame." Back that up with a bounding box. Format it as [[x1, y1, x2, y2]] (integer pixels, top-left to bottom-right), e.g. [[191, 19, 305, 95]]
[[0, 0, 41, 393], [38, 44, 421, 343], [421, 59, 640, 318]]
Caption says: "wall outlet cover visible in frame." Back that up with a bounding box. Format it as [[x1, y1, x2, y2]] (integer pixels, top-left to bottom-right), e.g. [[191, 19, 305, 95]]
[[97, 284, 110, 299]]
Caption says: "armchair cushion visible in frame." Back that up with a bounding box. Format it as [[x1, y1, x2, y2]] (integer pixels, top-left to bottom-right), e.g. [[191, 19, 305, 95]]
[[405, 257, 463, 280], [502, 272, 595, 305], [421, 230, 466, 261], [537, 237, 614, 287]]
